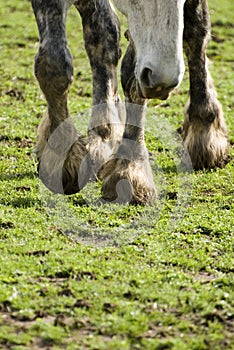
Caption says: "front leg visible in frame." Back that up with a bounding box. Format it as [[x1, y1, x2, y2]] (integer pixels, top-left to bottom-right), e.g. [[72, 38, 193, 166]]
[[31, 0, 88, 195], [99, 38, 157, 205], [75, 0, 123, 170], [183, 0, 229, 169]]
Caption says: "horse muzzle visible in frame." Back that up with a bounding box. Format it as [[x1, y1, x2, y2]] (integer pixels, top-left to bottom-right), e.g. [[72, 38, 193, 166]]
[[136, 62, 184, 100]]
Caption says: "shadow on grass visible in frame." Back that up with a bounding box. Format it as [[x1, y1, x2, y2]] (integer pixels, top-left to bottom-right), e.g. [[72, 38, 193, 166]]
[[0, 171, 37, 181], [0, 196, 41, 209]]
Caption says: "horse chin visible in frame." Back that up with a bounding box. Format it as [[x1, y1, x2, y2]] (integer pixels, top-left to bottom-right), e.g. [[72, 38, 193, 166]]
[[137, 84, 170, 100]]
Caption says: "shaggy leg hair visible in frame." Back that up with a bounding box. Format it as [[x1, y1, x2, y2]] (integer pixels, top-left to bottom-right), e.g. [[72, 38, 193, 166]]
[[182, 88, 229, 170], [99, 39, 157, 204], [183, 0, 229, 169], [37, 116, 88, 194], [99, 144, 156, 205]]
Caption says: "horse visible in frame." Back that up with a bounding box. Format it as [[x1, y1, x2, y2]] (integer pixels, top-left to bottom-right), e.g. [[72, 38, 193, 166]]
[[31, 0, 229, 205]]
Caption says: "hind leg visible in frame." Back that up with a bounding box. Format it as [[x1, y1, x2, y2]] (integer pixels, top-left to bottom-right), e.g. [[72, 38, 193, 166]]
[[31, 0, 88, 194], [183, 0, 229, 170], [99, 36, 156, 205], [75, 0, 123, 172]]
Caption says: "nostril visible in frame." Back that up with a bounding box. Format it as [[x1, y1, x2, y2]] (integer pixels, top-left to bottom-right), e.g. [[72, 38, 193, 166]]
[[139, 65, 181, 92], [140, 67, 154, 88]]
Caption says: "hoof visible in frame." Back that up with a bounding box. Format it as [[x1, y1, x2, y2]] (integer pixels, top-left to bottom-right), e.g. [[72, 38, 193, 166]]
[[98, 158, 157, 205], [38, 138, 88, 195]]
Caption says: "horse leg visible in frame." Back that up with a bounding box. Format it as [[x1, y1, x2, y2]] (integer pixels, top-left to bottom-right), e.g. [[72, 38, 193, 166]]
[[31, 0, 87, 194], [99, 36, 157, 205], [182, 0, 229, 170], [74, 0, 122, 171]]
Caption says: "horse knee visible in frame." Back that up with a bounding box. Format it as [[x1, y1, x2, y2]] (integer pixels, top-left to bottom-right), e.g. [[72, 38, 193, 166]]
[[34, 45, 73, 97]]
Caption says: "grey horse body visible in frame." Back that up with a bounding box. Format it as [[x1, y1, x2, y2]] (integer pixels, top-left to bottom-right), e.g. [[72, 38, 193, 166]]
[[31, 0, 229, 204]]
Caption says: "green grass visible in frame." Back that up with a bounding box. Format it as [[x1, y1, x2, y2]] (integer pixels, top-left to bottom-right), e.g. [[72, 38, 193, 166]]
[[0, 1, 234, 349]]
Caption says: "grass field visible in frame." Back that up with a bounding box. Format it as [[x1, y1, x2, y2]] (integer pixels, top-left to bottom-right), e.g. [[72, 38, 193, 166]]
[[0, 0, 233, 349]]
